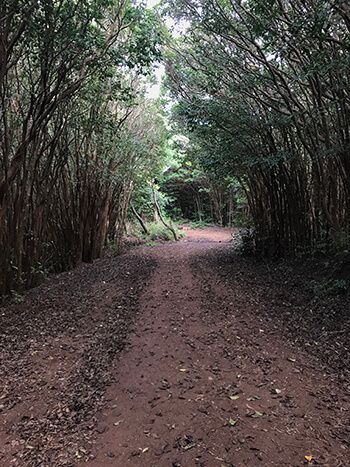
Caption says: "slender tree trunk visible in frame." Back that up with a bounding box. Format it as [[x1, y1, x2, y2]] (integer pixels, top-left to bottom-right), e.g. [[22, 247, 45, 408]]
[[152, 186, 178, 241], [131, 203, 149, 235]]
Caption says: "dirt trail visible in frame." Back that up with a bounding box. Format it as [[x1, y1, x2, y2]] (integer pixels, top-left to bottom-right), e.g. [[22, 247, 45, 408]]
[[87, 228, 349, 467], [0, 227, 349, 466]]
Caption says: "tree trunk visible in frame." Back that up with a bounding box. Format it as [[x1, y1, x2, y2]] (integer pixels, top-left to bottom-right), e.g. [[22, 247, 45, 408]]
[[152, 186, 178, 241], [131, 203, 149, 235]]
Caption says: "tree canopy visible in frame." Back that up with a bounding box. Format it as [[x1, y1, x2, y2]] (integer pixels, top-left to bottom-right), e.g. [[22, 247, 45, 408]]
[[0, 0, 167, 293], [1, 0, 349, 293], [164, 0, 350, 255]]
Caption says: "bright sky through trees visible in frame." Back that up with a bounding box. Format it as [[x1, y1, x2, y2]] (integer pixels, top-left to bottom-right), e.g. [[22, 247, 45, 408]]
[[146, 0, 163, 98]]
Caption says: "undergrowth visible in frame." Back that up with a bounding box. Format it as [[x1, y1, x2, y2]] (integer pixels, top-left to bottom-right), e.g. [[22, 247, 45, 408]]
[[128, 220, 185, 242]]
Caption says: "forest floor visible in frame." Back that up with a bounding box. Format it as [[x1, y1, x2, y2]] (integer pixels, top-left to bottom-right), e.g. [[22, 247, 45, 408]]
[[0, 227, 349, 467]]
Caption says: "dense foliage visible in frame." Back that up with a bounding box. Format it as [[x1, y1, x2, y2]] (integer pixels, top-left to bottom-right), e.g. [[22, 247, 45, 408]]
[[0, 0, 165, 293], [164, 0, 350, 255], [160, 157, 245, 226], [2, 0, 349, 293]]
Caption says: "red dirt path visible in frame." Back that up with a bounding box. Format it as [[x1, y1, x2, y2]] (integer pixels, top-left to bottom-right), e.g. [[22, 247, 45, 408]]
[[0, 227, 349, 466], [88, 228, 349, 467]]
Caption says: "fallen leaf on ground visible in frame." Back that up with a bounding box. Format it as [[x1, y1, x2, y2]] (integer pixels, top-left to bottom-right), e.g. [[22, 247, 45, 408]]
[[228, 418, 238, 427], [229, 395, 240, 401], [113, 420, 124, 426], [183, 442, 196, 451], [247, 409, 263, 418], [304, 455, 317, 464]]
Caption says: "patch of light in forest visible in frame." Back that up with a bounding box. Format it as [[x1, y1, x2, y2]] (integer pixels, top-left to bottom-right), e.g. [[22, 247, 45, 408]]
[[146, 0, 161, 6], [146, 64, 165, 99], [145, 0, 189, 99]]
